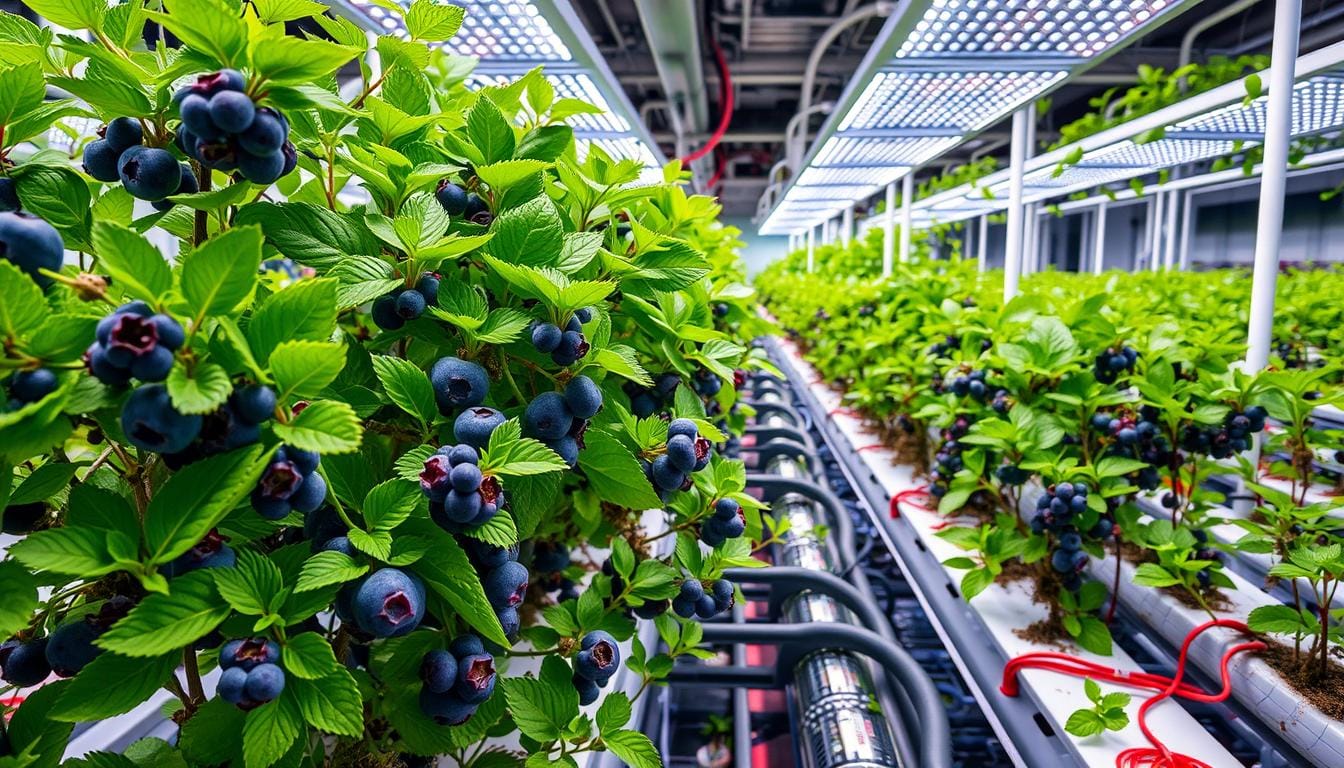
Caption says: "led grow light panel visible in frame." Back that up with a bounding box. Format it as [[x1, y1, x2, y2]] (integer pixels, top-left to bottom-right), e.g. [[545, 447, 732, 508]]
[[839, 70, 1066, 133], [347, 0, 572, 61], [812, 136, 962, 168], [1170, 74, 1344, 139], [797, 167, 907, 187], [784, 184, 883, 202], [895, 0, 1183, 59], [466, 70, 631, 134]]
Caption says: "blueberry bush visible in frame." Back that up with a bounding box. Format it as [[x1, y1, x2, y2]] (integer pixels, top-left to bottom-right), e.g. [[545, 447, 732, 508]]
[[757, 228, 1342, 667], [0, 2, 771, 766]]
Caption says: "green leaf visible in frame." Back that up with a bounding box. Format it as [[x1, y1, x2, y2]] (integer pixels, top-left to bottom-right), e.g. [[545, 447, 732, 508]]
[[247, 277, 340, 363], [347, 527, 393, 560], [1064, 709, 1105, 738], [273, 400, 363, 454], [49, 651, 178, 721], [234, 202, 379, 269], [363, 478, 420, 531], [49, 74, 151, 118], [295, 550, 368, 592], [254, 37, 359, 83], [290, 669, 363, 736], [960, 568, 993, 600], [404, 518, 509, 647], [15, 0, 104, 30], [252, 0, 327, 23], [180, 225, 263, 316], [180, 698, 246, 766], [148, 0, 247, 68], [0, 560, 38, 639], [1099, 692, 1131, 711], [1084, 677, 1101, 703], [9, 164, 90, 245], [596, 691, 632, 732], [484, 195, 563, 267], [270, 340, 346, 399], [0, 259, 47, 339], [145, 445, 267, 564], [371, 354, 436, 426], [241, 691, 303, 768], [1247, 604, 1310, 635], [476, 159, 549, 190], [405, 0, 465, 40], [166, 361, 233, 415], [97, 571, 232, 656], [27, 314, 100, 363], [9, 526, 121, 577], [578, 428, 663, 510], [211, 549, 284, 616], [603, 729, 661, 768], [467, 95, 515, 165], [501, 655, 578, 741], [480, 419, 568, 477], [281, 632, 341, 680], [90, 222, 172, 302], [9, 462, 78, 504], [1131, 562, 1182, 588], [1074, 616, 1113, 656]]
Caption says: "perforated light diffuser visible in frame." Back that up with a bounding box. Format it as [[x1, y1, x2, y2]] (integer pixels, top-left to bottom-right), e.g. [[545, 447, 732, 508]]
[[347, 0, 572, 61], [839, 70, 1067, 133], [896, 0, 1181, 58]]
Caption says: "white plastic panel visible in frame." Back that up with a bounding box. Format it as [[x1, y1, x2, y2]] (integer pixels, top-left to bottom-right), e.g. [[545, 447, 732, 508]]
[[895, 0, 1184, 58], [839, 70, 1066, 133], [812, 136, 962, 167], [348, 0, 572, 61], [1171, 73, 1344, 138], [784, 184, 883, 202], [797, 167, 905, 187]]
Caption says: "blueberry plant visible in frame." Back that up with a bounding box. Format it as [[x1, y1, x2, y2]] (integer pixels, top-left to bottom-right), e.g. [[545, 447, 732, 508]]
[[0, 2, 770, 766]]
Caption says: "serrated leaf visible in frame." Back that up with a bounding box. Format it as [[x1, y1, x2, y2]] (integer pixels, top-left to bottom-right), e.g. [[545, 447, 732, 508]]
[[241, 691, 303, 768], [49, 651, 178, 722], [273, 400, 363, 454], [0, 560, 38, 639], [290, 668, 363, 736], [97, 571, 231, 656], [270, 340, 346, 399], [166, 361, 233, 415], [578, 428, 663, 510], [180, 698, 245, 766], [501, 655, 578, 741], [603, 729, 661, 768], [145, 445, 268, 564], [247, 278, 340, 363], [180, 225, 263, 316], [211, 549, 283, 616], [295, 550, 368, 593], [404, 518, 508, 646], [1064, 709, 1105, 738], [363, 478, 420, 531], [0, 260, 45, 338], [371, 355, 436, 426], [282, 632, 341, 680], [90, 222, 171, 302], [9, 526, 121, 577], [596, 691, 631, 731]]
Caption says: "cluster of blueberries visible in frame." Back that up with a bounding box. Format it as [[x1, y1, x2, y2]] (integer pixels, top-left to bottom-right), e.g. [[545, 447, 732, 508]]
[[371, 273, 440, 331], [700, 497, 745, 547], [435, 180, 492, 226], [522, 374, 603, 466], [0, 210, 65, 288], [1030, 482, 1113, 592], [420, 444, 503, 530], [692, 370, 722, 399], [87, 301, 185, 386], [217, 639, 286, 710], [672, 577, 734, 620], [252, 445, 326, 520], [940, 368, 993, 402], [175, 69, 296, 186], [572, 630, 620, 705], [1093, 345, 1139, 385], [472, 539, 528, 639], [645, 419, 712, 500], [530, 308, 593, 367], [419, 635, 497, 725], [1092, 407, 1169, 491], [532, 541, 579, 602], [625, 372, 681, 418], [1180, 406, 1268, 459], [82, 117, 197, 209], [0, 597, 132, 687], [929, 334, 992, 358], [162, 384, 277, 470], [926, 417, 971, 500]]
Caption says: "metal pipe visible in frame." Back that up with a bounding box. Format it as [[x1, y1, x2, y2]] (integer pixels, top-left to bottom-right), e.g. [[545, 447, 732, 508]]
[[882, 181, 896, 277], [1179, 0, 1262, 91], [899, 173, 913, 264], [1163, 181, 1181, 270], [1004, 107, 1029, 300], [1246, 0, 1303, 372], [1092, 201, 1108, 274], [1149, 191, 1165, 272], [977, 214, 989, 272], [783, 100, 835, 176], [1178, 189, 1195, 271], [806, 225, 816, 273], [593, 0, 627, 51], [841, 205, 854, 247], [793, 3, 896, 167]]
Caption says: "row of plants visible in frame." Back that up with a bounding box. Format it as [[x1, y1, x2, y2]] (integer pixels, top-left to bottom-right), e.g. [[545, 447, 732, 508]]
[[756, 229, 1344, 730], [0, 2, 775, 767]]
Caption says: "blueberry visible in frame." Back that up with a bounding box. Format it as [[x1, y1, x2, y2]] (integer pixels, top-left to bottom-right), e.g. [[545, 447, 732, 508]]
[[44, 620, 102, 677], [548, 436, 579, 466], [430, 357, 490, 414], [650, 455, 685, 491], [435, 181, 469, 215], [0, 177, 17, 211], [286, 447, 320, 476], [279, 142, 297, 176], [574, 673, 600, 705], [207, 90, 256, 134], [665, 434, 697, 473], [321, 536, 355, 556], [416, 273, 439, 306], [371, 293, 404, 330], [449, 635, 485, 658], [121, 384, 202, 454], [720, 513, 745, 539], [11, 369, 58, 403], [82, 139, 123, 182], [672, 597, 696, 618], [464, 194, 488, 219], [483, 561, 528, 610], [121, 146, 183, 201], [303, 506, 346, 550], [394, 289, 426, 320], [700, 519, 725, 547], [564, 375, 603, 419], [220, 637, 281, 670], [710, 579, 734, 611], [529, 322, 561, 352], [574, 307, 593, 323], [466, 539, 517, 570], [165, 531, 236, 576], [551, 330, 588, 366], [420, 649, 458, 694], [668, 418, 698, 440], [634, 598, 670, 619], [497, 606, 520, 638], [453, 653, 496, 704], [565, 316, 582, 334], [449, 463, 483, 494], [231, 384, 276, 425], [446, 444, 479, 466], [194, 69, 246, 96], [574, 630, 619, 682], [1, 638, 50, 687], [289, 471, 327, 513], [1050, 549, 1074, 573], [195, 139, 239, 172], [1, 502, 46, 534], [217, 665, 248, 704], [1055, 484, 1074, 501], [238, 107, 286, 155], [419, 687, 477, 725], [237, 148, 286, 185], [1058, 532, 1082, 551], [152, 163, 199, 212], [630, 392, 658, 418], [104, 117, 143, 153], [454, 406, 505, 449], [353, 568, 426, 638], [440, 489, 482, 524], [1070, 494, 1087, 514], [244, 663, 285, 702], [693, 593, 718, 618], [524, 392, 573, 440], [1116, 427, 1138, 444], [0, 211, 64, 287], [532, 542, 570, 573]]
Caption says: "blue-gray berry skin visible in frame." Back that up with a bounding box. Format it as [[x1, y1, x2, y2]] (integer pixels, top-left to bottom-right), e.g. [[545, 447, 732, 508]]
[[371, 294, 404, 330], [496, 606, 520, 638], [563, 375, 603, 419], [231, 384, 276, 425], [694, 593, 718, 618], [430, 357, 490, 414], [531, 322, 562, 353], [449, 635, 485, 659], [453, 652, 496, 704], [710, 579, 734, 611], [440, 489, 481, 524], [320, 536, 355, 557], [419, 687, 477, 725], [118, 146, 182, 201], [237, 149, 285, 185], [0, 211, 64, 287], [420, 649, 459, 694], [44, 620, 102, 677], [449, 463, 483, 494], [353, 568, 426, 638], [82, 139, 123, 182], [239, 108, 286, 155], [289, 471, 327, 513], [11, 369, 58, 403], [551, 330, 587, 365], [668, 418, 698, 440], [208, 90, 257, 133], [524, 392, 573, 441], [549, 436, 579, 466], [574, 674, 600, 705], [435, 181, 469, 215], [217, 665, 248, 704], [244, 662, 285, 701], [665, 434, 697, 473], [453, 407, 505, 449], [650, 455, 685, 492], [483, 561, 528, 610], [121, 384, 202, 454]]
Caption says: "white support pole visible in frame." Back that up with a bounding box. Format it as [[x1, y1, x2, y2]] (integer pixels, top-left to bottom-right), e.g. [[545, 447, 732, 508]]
[[1148, 194, 1164, 272], [841, 205, 853, 247], [1003, 107, 1030, 301], [1163, 187, 1181, 270], [806, 226, 816, 273], [882, 182, 896, 277], [1178, 190, 1195, 271], [1092, 202, 1108, 275], [976, 214, 989, 272], [899, 173, 914, 264]]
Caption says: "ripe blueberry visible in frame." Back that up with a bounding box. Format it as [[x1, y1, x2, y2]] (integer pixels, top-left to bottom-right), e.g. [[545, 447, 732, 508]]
[[531, 322, 562, 353], [118, 146, 182, 201], [483, 561, 528, 611], [353, 568, 426, 638], [208, 90, 256, 134], [236, 149, 286, 185], [449, 463, 483, 494], [121, 384, 202, 454], [1, 638, 50, 687], [497, 606, 520, 638], [371, 293, 404, 330], [551, 330, 587, 366], [430, 357, 489, 414], [650, 455, 685, 492], [574, 630, 618, 683], [11, 369, 58, 403], [82, 139, 123, 182], [45, 619, 103, 677], [104, 117, 143, 153], [524, 392, 573, 440], [574, 674, 600, 706], [230, 384, 276, 425], [665, 434, 697, 473], [238, 108, 286, 155], [453, 406, 505, 449], [563, 375, 603, 419], [420, 649, 458, 694], [244, 663, 285, 702], [0, 211, 64, 287], [453, 653, 496, 704], [668, 418, 698, 440], [435, 181, 469, 215], [549, 436, 579, 466]]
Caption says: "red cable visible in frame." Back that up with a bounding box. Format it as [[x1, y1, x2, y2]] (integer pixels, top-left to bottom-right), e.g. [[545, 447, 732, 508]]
[[1001, 620, 1265, 768], [680, 39, 734, 165], [890, 488, 934, 517]]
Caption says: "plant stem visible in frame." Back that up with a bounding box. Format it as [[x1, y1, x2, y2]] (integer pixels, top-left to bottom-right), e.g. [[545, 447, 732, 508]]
[[183, 649, 205, 706], [500, 358, 529, 404], [194, 167, 211, 246]]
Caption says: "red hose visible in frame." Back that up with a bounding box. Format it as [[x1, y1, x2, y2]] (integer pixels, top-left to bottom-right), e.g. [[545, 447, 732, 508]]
[[1001, 619, 1265, 768], [680, 38, 734, 165]]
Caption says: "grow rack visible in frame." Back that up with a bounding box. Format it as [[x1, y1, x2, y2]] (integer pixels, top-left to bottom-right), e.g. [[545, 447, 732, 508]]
[[757, 0, 1206, 237]]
